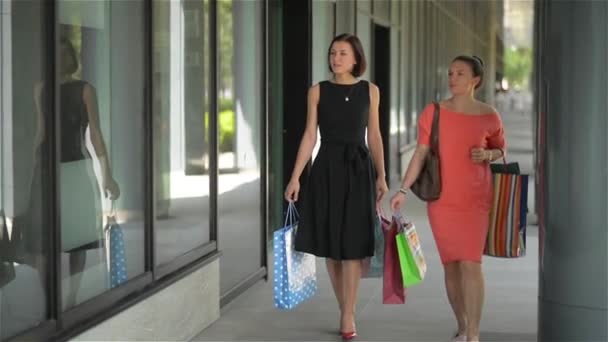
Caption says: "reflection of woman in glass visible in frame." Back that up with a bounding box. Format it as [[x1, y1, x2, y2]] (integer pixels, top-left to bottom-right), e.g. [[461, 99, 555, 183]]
[[33, 38, 120, 309]]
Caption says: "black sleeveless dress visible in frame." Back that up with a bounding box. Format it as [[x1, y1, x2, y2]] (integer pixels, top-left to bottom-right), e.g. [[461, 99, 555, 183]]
[[294, 80, 376, 260]]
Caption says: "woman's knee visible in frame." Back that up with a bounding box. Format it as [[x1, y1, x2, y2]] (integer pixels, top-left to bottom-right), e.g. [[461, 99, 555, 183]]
[[326, 258, 341, 266], [443, 261, 462, 275], [460, 261, 482, 276]]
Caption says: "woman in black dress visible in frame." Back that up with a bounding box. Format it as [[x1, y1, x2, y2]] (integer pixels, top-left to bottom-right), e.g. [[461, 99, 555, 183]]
[[284, 34, 388, 340]]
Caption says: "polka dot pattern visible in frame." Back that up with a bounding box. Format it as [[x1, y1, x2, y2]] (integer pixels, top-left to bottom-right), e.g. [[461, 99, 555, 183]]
[[107, 223, 128, 288], [273, 222, 317, 310]]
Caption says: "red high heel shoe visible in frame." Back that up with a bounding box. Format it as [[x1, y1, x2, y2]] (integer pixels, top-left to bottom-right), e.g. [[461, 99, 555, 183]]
[[340, 331, 357, 341], [339, 316, 356, 340]]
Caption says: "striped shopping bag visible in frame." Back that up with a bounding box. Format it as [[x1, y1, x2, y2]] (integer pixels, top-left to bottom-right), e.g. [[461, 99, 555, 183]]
[[484, 162, 529, 258]]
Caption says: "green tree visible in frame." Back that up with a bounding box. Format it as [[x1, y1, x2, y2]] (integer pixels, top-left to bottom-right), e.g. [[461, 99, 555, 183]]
[[504, 46, 532, 90], [219, 0, 233, 94]]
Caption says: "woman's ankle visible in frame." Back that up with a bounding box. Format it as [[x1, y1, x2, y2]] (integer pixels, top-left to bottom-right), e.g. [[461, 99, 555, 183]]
[[456, 317, 467, 334], [340, 311, 356, 330], [466, 330, 480, 341]]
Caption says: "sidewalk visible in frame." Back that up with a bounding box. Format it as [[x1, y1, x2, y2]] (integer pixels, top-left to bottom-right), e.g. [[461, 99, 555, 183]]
[[193, 109, 537, 342]]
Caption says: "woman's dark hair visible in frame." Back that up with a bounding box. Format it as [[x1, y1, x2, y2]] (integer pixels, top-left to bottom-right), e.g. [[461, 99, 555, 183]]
[[327, 33, 367, 77], [60, 38, 79, 75], [453, 55, 485, 89]]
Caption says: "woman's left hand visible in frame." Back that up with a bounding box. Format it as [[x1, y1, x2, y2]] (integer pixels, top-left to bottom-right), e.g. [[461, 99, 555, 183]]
[[471, 148, 491, 163], [376, 177, 389, 203]]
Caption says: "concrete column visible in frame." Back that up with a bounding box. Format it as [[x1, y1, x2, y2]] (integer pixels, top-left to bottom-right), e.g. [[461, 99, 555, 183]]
[[1, 0, 11, 213], [183, 0, 207, 175], [152, 0, 171, 217], [312, 0, 333, 85], [537, 1, 607, 341], [484, 1, 497, 105], [110, 1, 145, 212], [233, 0, 262, 169], [336, 0, 355, 34]]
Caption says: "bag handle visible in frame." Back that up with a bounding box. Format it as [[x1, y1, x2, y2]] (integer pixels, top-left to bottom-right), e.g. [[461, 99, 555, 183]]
[[430, 102, 440, 154], [283, 201, 299, 228], [498, 149, 507, 164], [376, 207, 386, 218], [106, 201, 118, 226], [391, 212, 413, 233], [489, 147, 507, 165]]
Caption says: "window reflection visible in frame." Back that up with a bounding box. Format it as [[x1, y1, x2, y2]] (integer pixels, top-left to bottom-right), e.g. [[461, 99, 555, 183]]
[[57, 0, 146, 309], [0, 1, 49, 338], [56, 36, 113, 309], [153, 0, 211, 265], [218, 0, 263, 294]]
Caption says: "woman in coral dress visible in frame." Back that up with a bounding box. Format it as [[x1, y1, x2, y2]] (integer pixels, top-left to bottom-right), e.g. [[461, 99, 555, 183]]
[[390, 55, 506, 342]]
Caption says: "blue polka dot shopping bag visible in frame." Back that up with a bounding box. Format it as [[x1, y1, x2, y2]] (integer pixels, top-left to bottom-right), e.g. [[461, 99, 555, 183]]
[[105, 205, 128, 289], [273, 202, 317, 310]]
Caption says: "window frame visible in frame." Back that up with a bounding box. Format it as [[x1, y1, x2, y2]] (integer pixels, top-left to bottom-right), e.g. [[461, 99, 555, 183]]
[[4, 0, 255, 340]]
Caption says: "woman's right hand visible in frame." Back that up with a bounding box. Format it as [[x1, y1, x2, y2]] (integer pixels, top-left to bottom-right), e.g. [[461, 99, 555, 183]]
[[284, 179, 300, 202], [390, 192, 407, 212], [104, 177, 121, 200]]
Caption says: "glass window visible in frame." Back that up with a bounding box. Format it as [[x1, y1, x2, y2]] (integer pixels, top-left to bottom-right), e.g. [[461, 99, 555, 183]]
[[0, 0, 50, 338], [218, 0, 263, 294], [57, 0, 146, 310], [153, 0, 211, 265]]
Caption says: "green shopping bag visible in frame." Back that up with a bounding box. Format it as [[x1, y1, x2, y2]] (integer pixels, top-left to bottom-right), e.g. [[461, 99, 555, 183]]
[[395, 216, 427, 287]]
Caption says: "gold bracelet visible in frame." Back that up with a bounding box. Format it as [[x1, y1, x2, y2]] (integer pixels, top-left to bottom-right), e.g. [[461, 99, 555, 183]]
[[399, 188, 408, 195]]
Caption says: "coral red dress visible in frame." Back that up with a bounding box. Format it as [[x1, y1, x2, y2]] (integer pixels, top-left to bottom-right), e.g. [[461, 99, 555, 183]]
[[417, 103, 506, 264]]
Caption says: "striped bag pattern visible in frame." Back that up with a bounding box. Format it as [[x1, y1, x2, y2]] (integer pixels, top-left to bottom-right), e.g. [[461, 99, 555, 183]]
[[484, 172, 529, 258]]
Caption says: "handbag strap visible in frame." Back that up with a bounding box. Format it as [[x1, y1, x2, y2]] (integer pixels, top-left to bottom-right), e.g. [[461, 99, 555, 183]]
[[430, 102, 440, 153]]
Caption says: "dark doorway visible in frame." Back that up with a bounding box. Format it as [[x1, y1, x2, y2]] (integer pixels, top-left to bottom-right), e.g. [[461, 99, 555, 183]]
[[280, 0, 312, 214], [373, 24, 391, 183]]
